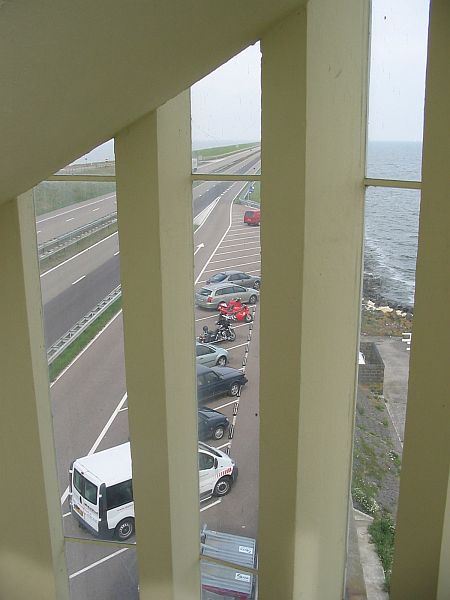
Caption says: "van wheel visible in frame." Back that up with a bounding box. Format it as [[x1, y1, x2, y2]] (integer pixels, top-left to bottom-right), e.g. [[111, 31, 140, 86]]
[[115, 518, 135, 541], [214, 476, 232, 496]]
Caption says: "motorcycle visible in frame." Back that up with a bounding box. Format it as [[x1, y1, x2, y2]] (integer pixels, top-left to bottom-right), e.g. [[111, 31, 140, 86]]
[[218, 298, 253, 323], [198, 314, 237, 343]]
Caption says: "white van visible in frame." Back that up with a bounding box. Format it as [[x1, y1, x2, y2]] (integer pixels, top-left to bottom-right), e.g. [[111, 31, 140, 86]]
[[69, 441, 237, 541]]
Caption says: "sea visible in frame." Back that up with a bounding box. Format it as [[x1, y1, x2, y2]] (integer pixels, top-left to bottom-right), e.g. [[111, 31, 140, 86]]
[[365, 141, 422, 309]]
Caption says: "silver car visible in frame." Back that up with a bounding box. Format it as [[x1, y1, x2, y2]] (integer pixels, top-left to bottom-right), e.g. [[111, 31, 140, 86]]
[[195, 283, 259, 309], [196, 342, 228, 367], [206, 270, 261, 290]]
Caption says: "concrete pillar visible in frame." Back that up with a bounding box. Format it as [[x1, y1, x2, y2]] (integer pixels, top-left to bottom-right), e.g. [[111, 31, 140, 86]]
[[0, 194, 69, 600], [115, 92, 200, 600], [259, 1, 369, 597], [391, 2, 450, 597]]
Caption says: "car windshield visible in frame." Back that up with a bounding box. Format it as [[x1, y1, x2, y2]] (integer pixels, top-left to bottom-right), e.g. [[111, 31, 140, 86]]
[[210, 273, 227, 282], [198, 288, 212, 296]]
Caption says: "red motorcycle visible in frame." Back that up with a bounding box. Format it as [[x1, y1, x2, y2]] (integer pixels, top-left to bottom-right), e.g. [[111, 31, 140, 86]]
[[218, 298, 253, 323]]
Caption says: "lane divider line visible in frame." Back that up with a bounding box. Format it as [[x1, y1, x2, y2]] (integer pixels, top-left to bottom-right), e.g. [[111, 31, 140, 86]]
[[40, 232, 118, 278], [71, 275, 86, 286], [36, 195, 116, 224]]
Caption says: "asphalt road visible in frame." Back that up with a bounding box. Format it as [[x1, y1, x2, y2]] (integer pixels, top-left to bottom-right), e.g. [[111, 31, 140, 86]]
[[40, 151, 260, 346], [50, 185, 261, 599]]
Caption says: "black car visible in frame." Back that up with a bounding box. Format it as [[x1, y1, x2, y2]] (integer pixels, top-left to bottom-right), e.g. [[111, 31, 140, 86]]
[[197, 364, 248, 404], [198, 407, 230, 440]]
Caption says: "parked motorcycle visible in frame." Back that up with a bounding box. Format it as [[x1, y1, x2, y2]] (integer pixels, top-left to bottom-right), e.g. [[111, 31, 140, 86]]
[[198, 314, 237, 343], [218, 298, 253, 323]]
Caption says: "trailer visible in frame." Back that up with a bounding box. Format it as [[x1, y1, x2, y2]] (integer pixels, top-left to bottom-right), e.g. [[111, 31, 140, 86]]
[[201, 528, 257, 599]]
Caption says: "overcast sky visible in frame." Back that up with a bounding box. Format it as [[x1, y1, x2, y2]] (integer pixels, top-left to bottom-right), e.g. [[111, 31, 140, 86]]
[[79, 0, 429, 162]]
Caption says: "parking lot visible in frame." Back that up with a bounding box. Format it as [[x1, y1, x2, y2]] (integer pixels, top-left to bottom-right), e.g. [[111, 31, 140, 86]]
[[193, 202, 261, 537]]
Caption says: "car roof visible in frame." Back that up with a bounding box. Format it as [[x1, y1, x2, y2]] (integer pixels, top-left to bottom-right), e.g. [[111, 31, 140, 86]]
[[202, 282, 247, 290], [196, 364, 212, 375]]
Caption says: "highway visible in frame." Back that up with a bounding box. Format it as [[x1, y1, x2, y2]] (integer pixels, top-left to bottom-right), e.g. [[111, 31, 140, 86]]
[[40, 151, 260, 599], [41, 150, 260, 346]]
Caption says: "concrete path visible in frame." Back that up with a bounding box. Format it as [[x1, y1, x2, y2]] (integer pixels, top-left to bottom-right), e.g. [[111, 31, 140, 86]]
[[363, 335, 411, 445], [354, 510, 389, 600]]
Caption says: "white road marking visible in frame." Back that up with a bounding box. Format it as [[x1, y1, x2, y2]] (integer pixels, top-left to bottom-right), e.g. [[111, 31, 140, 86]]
[[36, 230, 42, 234], [216, 442, 231, 450], [69, 548, 129, 579], [210, 253, 261, 265], [66, 217, 75, 222], [220, 239, 260, 248], [214, 247, 260, 256], [226, 342, 250, 351], [214, 399, 241, 410], [195, 201, 234, 285], [200, 499, 222, 512], [195, 314, 217, 322], [203, 261, 260, 274], [36, 195, 115, 224], [194, 242, 205, 256], [119, 407, 129, 412], [92, 207, 100, 212], [223, 233, 260, 241], [71, 275, 86, 286], [40, 232, 118, 277], [114, 250, 120, 256], [60, 391, 128, 505], [62, 512, 71, 518]]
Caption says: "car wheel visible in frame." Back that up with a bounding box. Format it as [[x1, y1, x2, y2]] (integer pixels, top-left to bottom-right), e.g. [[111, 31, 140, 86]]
[[213, 425, 226, 440], [114, 518, 135, 541], [253, 280, 260, 290], [214, 476, 232, 496], [229, 382, 240, 396], [248, 294, 257, 305], [216, 355, 227, 366], [244, 313, 253, 323]]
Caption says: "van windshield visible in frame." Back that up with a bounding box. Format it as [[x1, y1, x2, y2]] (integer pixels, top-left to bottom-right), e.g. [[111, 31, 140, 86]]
[[73, 469, 98, 505]]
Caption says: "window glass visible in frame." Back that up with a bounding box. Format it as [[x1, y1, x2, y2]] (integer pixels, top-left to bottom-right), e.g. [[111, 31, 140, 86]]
[[199, 453, 215, 471], [56, 139, 115, 176], [191, 44, 261, 176], [107, 481, 133, 511], [349, 188, 420, 593], [193, 180, 260, 577], [366, 0, 430, 180], [32, 179, 135, 545]]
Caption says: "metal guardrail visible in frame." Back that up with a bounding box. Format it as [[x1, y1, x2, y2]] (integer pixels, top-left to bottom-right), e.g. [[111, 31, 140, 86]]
[[47, 286, 122, 364], [38, 212, 117, 259]]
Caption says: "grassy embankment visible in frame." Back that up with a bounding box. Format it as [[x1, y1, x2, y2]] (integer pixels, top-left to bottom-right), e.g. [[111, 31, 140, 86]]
[[193, 142, 258, 160], [353, 307, 412, 590], [48, 297, 122, 382]]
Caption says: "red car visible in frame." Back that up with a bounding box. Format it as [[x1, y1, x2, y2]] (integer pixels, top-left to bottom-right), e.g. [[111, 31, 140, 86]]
[[244, 209, 260, 226]]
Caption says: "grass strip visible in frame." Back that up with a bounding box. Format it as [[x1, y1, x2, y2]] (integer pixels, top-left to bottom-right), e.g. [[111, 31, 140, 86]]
[[48, 296, 122, 382], [193, 143, 257, 161], [368, 513, 395, 592]]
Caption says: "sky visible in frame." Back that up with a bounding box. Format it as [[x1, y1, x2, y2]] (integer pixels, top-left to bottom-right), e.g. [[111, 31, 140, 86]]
[[77, 0, 430, 163]]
